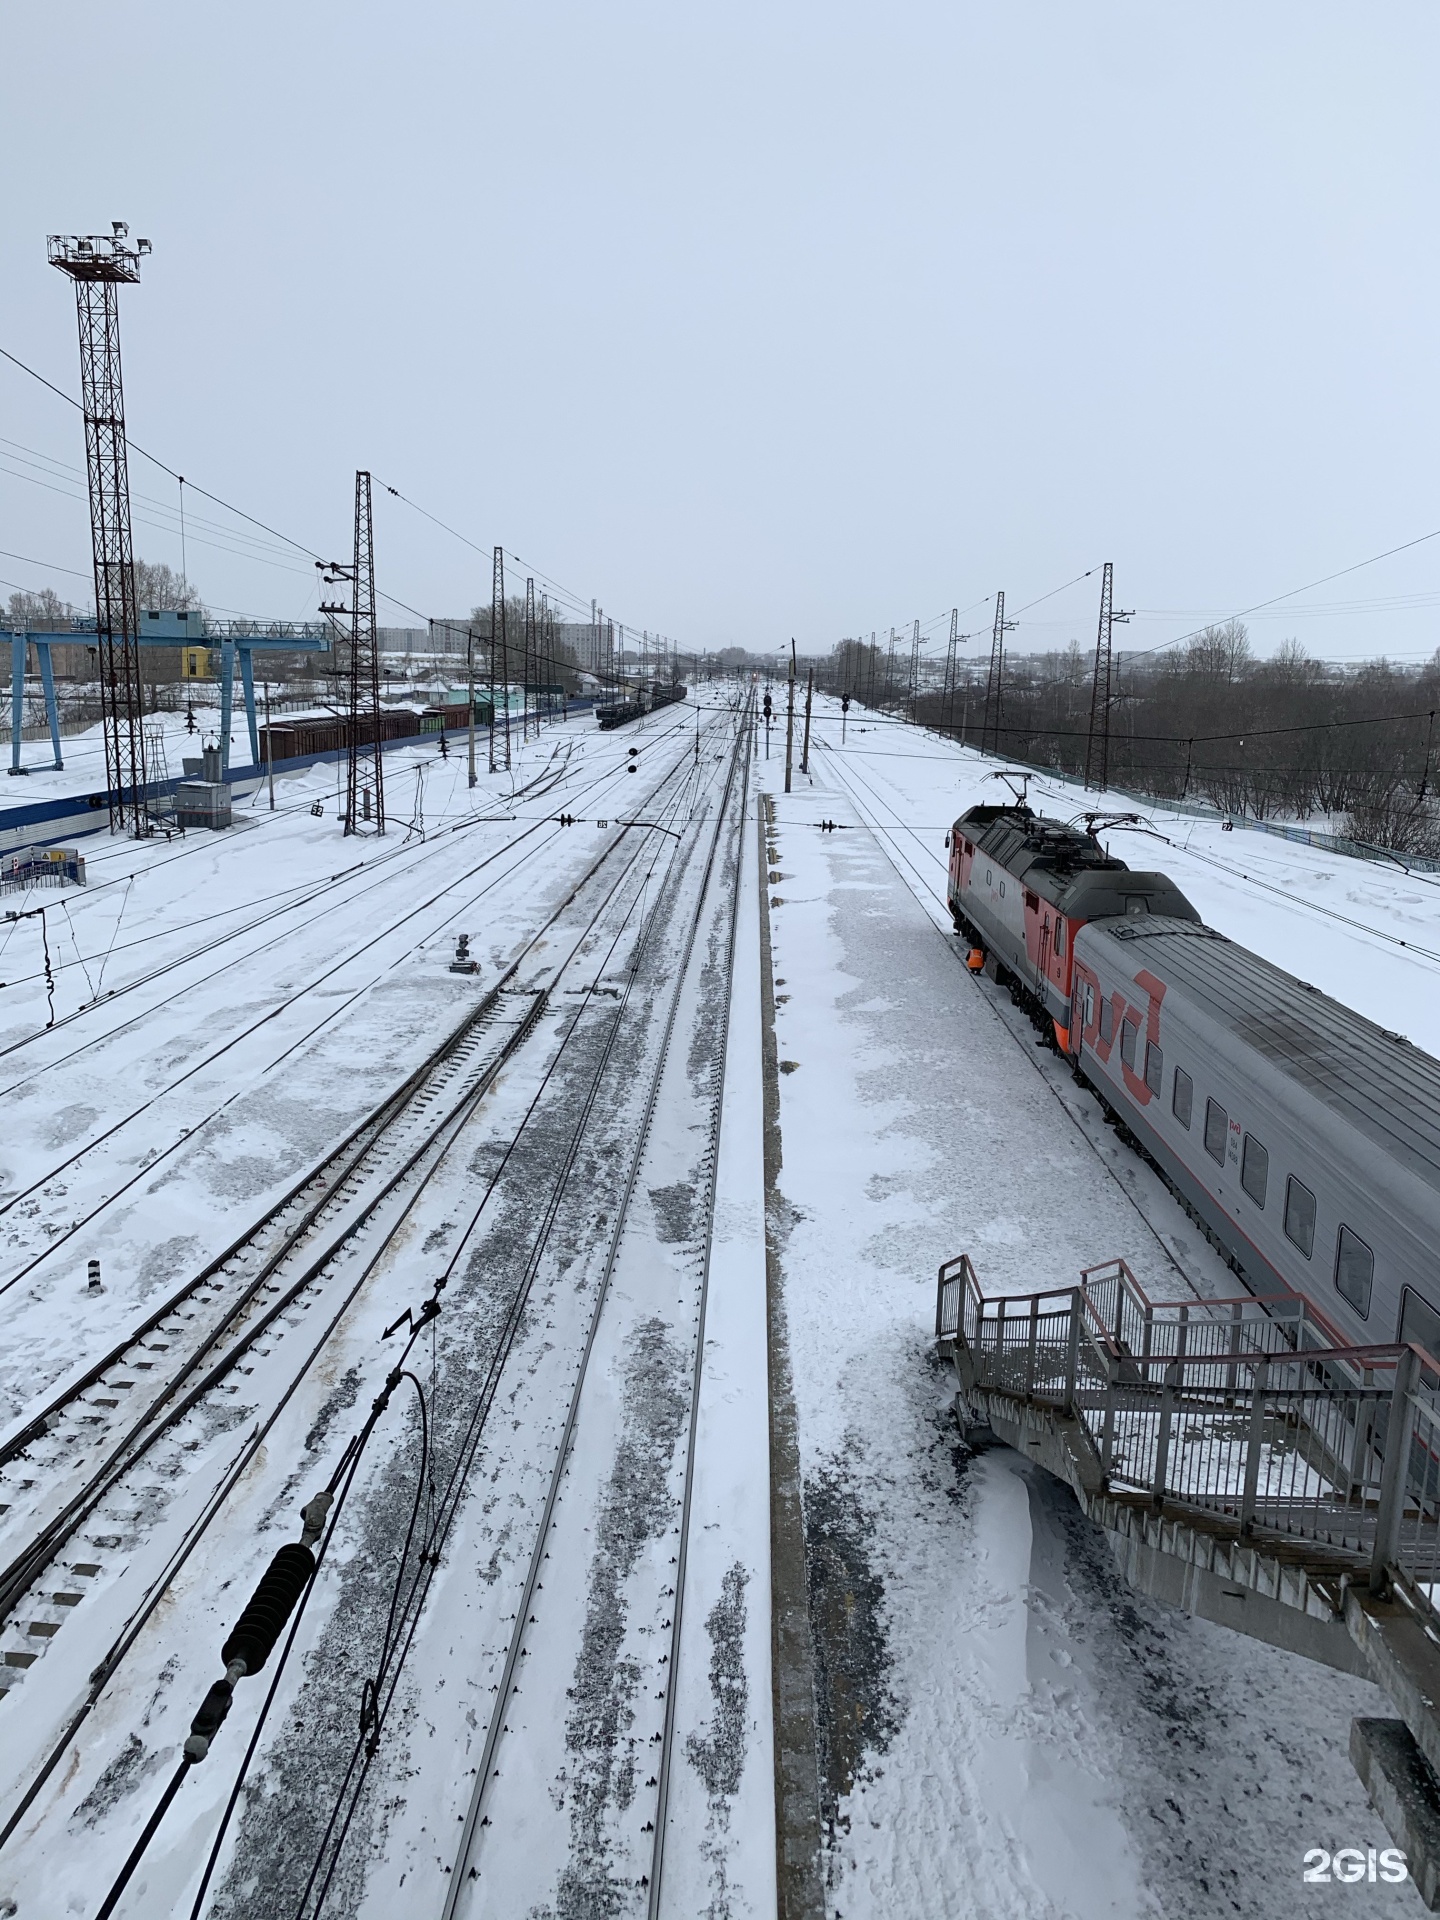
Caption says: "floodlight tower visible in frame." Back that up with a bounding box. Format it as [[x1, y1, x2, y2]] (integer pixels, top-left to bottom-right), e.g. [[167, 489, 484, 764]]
[[48, 222, 153, 834]]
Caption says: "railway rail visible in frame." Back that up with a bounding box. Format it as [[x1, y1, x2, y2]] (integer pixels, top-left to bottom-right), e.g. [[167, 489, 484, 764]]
[[0, 729, 674, 1298], [441, 693, 752, 1917], [152, 696, 755, 1919], [0, 710, 736, 1870]]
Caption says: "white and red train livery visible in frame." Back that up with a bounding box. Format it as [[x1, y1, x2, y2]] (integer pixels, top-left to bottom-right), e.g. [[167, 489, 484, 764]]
[[947, 800, 1440, 1358]]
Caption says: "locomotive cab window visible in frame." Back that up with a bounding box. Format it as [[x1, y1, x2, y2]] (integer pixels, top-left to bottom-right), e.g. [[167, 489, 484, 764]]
[[1055, 921, 1066, 956], [1144, 1042, 1162, 1095], [1334, 1225, 1374, 1318], [1120, 1017, 1138, 1071], [1203, 1099, 1228, 1166], [1283, 1177, 1316, 1258], [1240, 1135, 1268, 1206], [1172, 1067, 1193, 1128]]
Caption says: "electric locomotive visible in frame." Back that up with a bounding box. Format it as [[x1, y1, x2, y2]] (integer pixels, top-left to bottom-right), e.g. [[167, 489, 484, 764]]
[[946, 801, 1198, 1049]]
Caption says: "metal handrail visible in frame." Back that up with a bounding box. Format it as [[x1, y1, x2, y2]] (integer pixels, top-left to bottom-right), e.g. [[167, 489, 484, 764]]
[[939, 1250, 1440, 1613]]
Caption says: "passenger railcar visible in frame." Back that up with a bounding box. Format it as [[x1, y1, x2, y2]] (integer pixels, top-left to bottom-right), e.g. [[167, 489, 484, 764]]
[[948, 800, 1440, 1353]]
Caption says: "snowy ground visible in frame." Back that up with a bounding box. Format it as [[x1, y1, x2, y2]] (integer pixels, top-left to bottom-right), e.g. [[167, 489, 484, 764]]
[[0, 687, 1433, 1917], [761, 697, 1428, 1918]]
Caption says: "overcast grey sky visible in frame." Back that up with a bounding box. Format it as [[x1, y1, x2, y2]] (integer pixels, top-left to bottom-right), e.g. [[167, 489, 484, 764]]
[[3, 1, 1438, 664]]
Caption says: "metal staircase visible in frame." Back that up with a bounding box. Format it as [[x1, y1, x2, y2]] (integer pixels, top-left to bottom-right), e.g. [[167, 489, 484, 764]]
[[936, 1252, 1440, 1906]]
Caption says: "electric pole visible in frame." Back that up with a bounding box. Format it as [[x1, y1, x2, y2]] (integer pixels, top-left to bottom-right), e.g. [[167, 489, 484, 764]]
[[264, 678, 275, 810], [492, 547, 510, 771], [909, 618, 921, 721], [524, 576, 536, 741], [1084, 562, 1132, 791], [943, 607, 959, 737], [466, 626, 477, 787], [801, 665, 814, 774], [318, 471, 384, 833], [49, 222, 152, 835], [980, 592, 1016, 756], [784, 641, 796, 793]]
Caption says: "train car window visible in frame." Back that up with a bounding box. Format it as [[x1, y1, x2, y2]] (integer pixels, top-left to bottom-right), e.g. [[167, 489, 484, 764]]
[[1334, 1225, 1374, 1318], [1172, 1067, 1193, 1127], [1400, 1287, 1440, 1363], [1100, 997, 1114, 1044], [985, 868, 992, 884], [1203, 1098, 1228, 1165], [999, 881, 1005, 897], [1240, 1135, 1268, 1206], [1144, 1041, 1162, 1095], [1084, 983, 1095, 1026], [1120, 1017, 1138, 1070], [1283, 1178, 1316, 1257]]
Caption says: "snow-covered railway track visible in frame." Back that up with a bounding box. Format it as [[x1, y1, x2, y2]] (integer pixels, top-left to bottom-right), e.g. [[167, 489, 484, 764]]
[[95, 701, 757, 1920], [0, 723, 729, 1866], [0, 981, 548, 1636], [0, 735, 657, 1296], [437, 701, 753, 1920]]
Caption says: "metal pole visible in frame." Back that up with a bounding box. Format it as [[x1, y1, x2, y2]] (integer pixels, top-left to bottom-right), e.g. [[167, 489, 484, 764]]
[[1152, 1359, 1180, 1507], [1371, 1345, 1420, 1595], [801, 666, 814, 775], [784, 641, 796, 794], [239, 645, 259, 768], [8, 634, 22, 775], [39, 641, 62, 769], [466, 628, 477, 789], [1063, 1288, 1081, 1415], [219, 637, 235, 778], [1239, 1356, 1269, 1536], [264, 679, 275, 810]]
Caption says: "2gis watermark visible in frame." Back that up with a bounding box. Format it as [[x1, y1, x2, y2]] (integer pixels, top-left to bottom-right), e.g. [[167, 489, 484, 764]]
[[1303, 1847, 1408, 1886]]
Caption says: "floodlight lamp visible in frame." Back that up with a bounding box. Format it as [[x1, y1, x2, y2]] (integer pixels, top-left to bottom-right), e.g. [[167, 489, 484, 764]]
[[138, 239, 151, 255], [112, 220, 128, 238]]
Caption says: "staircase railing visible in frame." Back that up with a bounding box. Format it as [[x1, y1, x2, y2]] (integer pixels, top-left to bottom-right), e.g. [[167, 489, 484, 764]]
[[936, 1252, 1440, 1606]]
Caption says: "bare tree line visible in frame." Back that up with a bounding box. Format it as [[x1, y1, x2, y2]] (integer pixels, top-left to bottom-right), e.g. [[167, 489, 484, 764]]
[[820, 622, 1440, 854]]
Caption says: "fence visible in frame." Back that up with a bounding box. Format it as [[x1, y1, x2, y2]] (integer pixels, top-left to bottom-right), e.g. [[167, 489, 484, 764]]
[[1, 847, 86, 891], [937, 1252, 1440, 1605]]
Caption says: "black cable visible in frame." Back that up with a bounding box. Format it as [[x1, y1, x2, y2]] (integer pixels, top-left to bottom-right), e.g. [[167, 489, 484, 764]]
[[95, 1758, 193, 1919], [12, 730, 719, 1913], [284, 733, 729, 1917]]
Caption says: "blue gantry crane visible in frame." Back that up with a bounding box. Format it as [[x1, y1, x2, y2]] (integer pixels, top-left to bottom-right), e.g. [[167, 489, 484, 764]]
[[4, 611, 332, 779]]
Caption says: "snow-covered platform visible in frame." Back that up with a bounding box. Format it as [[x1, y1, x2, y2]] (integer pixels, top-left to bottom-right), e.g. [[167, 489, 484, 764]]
[[757, 709, 1423, 1917]]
